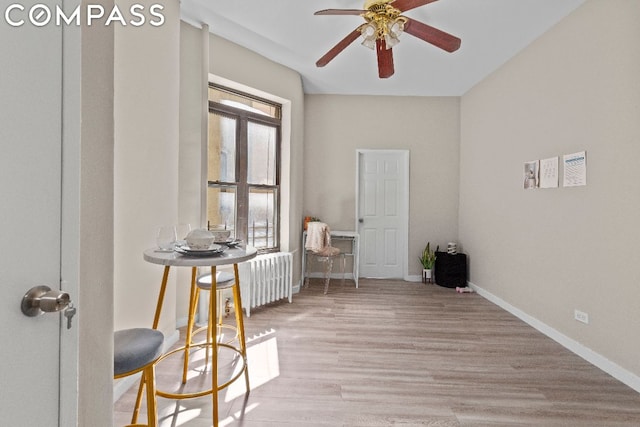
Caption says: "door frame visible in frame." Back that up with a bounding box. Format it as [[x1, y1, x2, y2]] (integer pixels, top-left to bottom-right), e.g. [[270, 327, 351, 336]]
[[355, 149, 410, 280], [60, 18, 81, 425]]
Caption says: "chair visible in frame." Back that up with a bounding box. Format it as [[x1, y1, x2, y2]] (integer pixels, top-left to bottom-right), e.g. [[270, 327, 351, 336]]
[[114, 328, 164, 427], [304, 221, 346, 294]]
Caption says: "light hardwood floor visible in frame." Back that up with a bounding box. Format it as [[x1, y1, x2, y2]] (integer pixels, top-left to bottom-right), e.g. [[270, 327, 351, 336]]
[[114, 278, 640, 426]]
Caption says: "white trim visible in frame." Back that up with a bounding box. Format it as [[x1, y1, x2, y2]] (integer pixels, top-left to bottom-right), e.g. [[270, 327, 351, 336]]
[[468, 281, 640, 393], [60, 9, 81, 425], [355, 149, 410, 280]]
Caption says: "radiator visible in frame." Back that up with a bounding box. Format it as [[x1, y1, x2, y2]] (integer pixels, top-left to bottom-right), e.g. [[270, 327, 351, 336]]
[[240, 252, 293, 317]]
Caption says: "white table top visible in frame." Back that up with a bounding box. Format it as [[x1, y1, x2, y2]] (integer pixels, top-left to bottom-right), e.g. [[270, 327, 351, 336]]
[[143, 245, 258, 267]]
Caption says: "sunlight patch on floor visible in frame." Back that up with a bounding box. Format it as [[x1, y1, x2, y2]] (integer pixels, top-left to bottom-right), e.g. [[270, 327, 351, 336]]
[[159, 402, 202, 426], [223, 330, 280, 401], [220, 402, 261, 426]]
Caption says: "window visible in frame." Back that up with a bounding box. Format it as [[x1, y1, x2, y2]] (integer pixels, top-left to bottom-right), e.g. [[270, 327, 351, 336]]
[[207, 85, 281, 252]]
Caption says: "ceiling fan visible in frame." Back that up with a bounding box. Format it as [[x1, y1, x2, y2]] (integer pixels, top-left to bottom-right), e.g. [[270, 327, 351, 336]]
[[314, 0, 461, 78]]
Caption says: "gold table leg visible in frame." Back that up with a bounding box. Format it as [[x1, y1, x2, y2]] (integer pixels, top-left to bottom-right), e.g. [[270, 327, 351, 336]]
[[233, 263, 250, 392], [182, 267, 198, 383]]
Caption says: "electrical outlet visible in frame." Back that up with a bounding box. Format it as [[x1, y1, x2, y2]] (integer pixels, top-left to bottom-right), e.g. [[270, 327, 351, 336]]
[[574, 309, 589, 324]]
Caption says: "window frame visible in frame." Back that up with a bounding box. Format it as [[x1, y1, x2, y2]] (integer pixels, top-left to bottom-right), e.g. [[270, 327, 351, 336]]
[[207, 85, 282, 253]]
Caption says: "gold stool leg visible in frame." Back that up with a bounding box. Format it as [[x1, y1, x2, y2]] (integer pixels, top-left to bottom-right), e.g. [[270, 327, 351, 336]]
[[144, 364, 158, 427], [131, 375, 146, 426], [209, 266, 219, 427], [132, 265, 170, 425]]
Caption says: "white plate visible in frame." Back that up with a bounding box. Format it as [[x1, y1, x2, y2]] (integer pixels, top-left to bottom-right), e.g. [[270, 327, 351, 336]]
[[177, 243, 222, 252], [222, 239, 242, 247], [174, 244, 225, 257]]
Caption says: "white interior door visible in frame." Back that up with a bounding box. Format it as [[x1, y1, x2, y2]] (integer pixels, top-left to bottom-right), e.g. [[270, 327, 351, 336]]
[[357, 150, 409, 278], [1, 9, 65, 427]]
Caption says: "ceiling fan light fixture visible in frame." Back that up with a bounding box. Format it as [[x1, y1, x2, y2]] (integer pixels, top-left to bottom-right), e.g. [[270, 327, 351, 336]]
[[362, 37, 376, 50], [384, 17, 405, 49], [360, 23, 377, 49], [389, 18, 405, 38], [384, 33, 400, 49]]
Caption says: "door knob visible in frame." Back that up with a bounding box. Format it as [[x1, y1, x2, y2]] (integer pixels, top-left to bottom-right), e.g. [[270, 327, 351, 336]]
[[358, 218, 364, 223], [21, 285, 71, 317]]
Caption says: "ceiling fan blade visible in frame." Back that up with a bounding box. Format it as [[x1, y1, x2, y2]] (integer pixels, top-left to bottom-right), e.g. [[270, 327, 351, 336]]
[[376, 39, 394, 78], [391, 0, 439, 13], [314, 9, 366, 16], [403, 18, 461, 52], [316, 29, 362, 67]]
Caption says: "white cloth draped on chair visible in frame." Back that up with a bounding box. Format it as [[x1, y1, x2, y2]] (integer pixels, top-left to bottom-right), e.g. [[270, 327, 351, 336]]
[[304, 222, 344, 293], [305, 222, 340, 256]]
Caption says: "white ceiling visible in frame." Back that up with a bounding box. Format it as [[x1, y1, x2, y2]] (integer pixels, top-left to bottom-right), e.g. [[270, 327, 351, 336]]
[[180, 0, 585, 96]]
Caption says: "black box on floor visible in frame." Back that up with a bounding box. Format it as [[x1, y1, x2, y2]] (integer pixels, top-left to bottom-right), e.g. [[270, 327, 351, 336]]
[[434, 252, 467, 288]]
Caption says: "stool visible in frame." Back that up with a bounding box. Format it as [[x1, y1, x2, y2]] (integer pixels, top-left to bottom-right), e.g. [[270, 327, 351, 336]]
[[194, 270, 238, 345], [182, 266, 250, 392], [181, 269, 233, 383], [114, 328, 164, 427]]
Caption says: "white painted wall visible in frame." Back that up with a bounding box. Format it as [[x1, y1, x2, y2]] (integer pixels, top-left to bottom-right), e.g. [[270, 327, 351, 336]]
[[114, 0, 181, 336], [459, 0, 640, 383]]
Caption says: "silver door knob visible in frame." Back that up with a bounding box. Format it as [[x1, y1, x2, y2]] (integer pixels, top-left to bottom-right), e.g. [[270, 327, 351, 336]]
[[21, 285, 71, 317]]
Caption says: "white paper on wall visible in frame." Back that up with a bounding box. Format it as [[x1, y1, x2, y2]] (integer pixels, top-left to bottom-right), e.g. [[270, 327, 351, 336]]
[[563, 151, 587, 187], [540, 157, 559, 188]]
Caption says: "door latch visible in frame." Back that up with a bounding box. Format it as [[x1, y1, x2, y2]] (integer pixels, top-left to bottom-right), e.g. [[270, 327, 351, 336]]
[[21, 285, 72, 317]]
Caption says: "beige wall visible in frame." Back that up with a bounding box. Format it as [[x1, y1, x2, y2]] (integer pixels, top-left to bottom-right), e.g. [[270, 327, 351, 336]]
[[178, 24, 305, 317], [460, 0, 640, 381], [114, 0, 181, 335], [77, 8, 115, 424], [304, 95, 460, 277]]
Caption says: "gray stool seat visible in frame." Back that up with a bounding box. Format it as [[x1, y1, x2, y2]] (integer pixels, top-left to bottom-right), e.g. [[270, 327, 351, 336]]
[[196, 271, 235, 290], [114, 328, 164, 376]]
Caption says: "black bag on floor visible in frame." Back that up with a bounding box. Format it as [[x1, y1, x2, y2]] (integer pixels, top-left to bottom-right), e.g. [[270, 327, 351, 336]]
[[434, 251, 467, 288]]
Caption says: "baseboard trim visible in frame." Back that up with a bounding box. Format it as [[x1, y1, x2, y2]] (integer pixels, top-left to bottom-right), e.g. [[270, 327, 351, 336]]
[[113, 329, 181, 402], [468, 281, 640, 393]]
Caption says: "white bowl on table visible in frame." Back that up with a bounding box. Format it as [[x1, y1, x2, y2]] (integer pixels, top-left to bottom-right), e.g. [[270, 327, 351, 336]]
[[185, 229, 215, 250], [211, 229, 230, 243]]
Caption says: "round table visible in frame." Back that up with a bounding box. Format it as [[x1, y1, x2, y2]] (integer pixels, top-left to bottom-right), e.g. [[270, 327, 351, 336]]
[[134, 245, 257, 427]]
